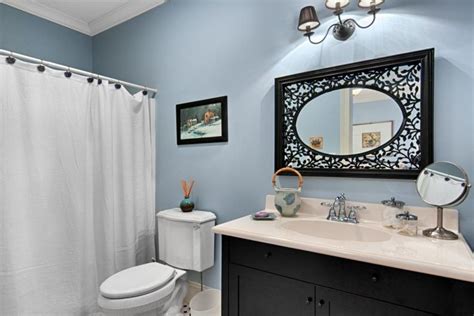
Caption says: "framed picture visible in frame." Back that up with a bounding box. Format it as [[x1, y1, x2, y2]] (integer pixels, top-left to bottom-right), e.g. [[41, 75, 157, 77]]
[[176, 96, 228, 145], [352, 121, 393, 153], [309, 136, 324, 150]]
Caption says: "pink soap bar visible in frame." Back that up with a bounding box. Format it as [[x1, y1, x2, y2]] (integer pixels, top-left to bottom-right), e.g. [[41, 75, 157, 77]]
[[254, 211, 270, 218]]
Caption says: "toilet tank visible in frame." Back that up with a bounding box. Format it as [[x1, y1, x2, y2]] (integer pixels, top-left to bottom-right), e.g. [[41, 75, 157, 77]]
[[157, 208, 216, 272]]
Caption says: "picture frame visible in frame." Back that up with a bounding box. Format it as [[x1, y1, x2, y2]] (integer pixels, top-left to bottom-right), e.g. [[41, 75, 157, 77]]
[[176, 96, 228, 145], [309, 136, 324, 150], [352, 121, 393, 153]]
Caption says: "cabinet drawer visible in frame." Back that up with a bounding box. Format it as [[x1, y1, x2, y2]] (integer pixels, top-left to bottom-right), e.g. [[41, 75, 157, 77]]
[[229, 235, 326, 281], [227, 236, 473, 315]]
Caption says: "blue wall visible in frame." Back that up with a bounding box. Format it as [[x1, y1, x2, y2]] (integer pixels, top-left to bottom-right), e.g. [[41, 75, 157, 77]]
[[0, 4, 92, 70], [93, 0, 474, 289]]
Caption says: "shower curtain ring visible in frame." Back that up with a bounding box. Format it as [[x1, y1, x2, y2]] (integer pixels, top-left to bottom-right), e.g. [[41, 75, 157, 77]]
[[65, 67, 72, 78], [6, 51, 16, 64], [142, 87, 148, 96], [115, 80, 122, 90], [37, 60, 45, 73], [97, 74, 102, 85]]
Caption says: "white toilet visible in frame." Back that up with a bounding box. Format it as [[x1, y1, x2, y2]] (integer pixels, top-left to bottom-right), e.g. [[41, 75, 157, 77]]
[[98, 208, 216, 316]]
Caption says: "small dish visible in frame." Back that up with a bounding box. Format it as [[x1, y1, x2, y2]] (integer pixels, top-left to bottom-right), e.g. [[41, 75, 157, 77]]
[[251, 213, 277, 221]]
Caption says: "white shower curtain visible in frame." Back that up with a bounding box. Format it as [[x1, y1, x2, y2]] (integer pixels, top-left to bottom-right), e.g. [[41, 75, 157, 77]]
[[0, 58, 156, 315]]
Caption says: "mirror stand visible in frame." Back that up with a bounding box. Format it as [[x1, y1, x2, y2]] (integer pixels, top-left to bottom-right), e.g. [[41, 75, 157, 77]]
[[422, 206, 458, 240]]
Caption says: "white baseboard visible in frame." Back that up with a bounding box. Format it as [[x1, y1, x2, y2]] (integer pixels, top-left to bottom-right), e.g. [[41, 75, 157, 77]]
[[184, 280, 215, 303]]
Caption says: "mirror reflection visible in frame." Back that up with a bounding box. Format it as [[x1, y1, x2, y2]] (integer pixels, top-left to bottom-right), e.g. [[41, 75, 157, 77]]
[[417, 162, 469, 207], [296, 88, 403, 155]]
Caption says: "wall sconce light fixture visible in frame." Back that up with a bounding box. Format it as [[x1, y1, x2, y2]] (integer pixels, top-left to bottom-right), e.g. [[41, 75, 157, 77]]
[[298, 0, 384, 45]]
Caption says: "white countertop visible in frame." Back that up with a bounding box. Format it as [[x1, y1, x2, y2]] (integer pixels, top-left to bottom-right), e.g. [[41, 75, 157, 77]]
[[213, 195, 474, 283]]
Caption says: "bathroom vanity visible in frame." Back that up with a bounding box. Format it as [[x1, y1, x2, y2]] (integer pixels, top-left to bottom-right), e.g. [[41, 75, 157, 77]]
[[213, 196, 474, 316]]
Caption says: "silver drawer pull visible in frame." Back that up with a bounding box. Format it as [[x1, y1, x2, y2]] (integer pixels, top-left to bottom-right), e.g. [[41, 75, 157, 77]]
[[371, 274, 379, 283]]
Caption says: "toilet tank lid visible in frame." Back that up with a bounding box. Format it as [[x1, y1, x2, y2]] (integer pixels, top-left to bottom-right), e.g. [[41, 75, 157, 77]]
[[157, 208, 216, 223]]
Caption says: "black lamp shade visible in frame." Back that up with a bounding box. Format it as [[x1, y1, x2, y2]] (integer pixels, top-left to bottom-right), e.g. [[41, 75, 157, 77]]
[[298, 6, 320, 32]]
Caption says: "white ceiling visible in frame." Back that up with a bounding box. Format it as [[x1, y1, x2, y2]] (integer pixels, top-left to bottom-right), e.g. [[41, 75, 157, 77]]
[[0, 0, 166, 36]]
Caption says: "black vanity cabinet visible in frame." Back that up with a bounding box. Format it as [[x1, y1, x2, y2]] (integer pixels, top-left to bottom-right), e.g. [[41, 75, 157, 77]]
[[222, 236, 473, 316]]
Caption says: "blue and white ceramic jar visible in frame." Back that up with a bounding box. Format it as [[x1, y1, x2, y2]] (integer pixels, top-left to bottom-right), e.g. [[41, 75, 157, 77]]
[[272, 167, 304, 217]]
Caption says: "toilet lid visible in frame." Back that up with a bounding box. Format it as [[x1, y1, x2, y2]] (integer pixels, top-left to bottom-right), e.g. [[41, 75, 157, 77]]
[[100, 263, 176, 299]]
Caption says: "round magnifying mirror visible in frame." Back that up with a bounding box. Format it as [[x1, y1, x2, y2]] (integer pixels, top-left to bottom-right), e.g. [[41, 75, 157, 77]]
[[416, 162, 471, 240]]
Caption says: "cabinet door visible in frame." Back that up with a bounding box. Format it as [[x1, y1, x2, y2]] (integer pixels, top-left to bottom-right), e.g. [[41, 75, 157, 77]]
[[228, 264, 315, 316], [315, 286, 434, 316]]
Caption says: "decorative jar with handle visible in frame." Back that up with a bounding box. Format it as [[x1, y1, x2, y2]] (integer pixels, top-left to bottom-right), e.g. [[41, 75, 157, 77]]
[[272, 167, 304, 217]]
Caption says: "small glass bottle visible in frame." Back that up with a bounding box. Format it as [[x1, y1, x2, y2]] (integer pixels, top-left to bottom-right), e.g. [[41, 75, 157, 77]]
[[395, 211, 418, 236], [381, 197, 405, 228]]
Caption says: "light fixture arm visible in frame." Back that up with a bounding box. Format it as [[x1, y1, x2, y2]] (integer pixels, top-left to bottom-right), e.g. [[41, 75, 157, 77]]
[[305, 23, 339, 45], [346, 10, 377, 29]]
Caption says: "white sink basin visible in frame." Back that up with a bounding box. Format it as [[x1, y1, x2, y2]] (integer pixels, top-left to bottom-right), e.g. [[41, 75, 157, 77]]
[[281, 220, 392, 242]]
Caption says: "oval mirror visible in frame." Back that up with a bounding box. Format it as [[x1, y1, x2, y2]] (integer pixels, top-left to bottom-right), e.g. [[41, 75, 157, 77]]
[[416, 161, 470, 207], [296, 88, 403, 155]]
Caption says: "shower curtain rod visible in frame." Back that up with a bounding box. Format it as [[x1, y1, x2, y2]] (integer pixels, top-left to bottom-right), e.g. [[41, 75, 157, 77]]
[[425, 168, 466, 182], [0, 49, 158, 97]]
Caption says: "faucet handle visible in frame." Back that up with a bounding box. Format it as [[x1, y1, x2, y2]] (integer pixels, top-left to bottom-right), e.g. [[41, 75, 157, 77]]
[[320, 202, 333, 207], [347, 205, 366, 223], [338, 193, 346, 201], [347, 207, 359, 223]]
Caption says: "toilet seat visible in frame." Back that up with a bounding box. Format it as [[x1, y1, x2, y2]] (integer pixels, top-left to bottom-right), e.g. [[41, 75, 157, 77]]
[[98, 264, 186, 312], [100, 263, 175, 299]]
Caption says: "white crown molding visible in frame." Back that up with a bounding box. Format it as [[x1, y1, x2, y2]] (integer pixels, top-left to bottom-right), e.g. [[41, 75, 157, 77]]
[[0, 0, 166, 36], [1, 0, 91, 35], [89, 0, 166, 36]]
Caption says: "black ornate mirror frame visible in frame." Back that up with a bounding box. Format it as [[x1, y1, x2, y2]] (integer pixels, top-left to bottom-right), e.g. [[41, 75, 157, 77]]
[[275, 49, 434, 179]]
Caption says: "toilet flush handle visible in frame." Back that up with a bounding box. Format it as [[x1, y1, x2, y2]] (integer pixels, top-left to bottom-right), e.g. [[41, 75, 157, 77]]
[[193, 224, 201, 230]]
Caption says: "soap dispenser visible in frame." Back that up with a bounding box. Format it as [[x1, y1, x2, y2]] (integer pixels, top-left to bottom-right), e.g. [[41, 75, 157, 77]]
[[381, 197, 405, 228]]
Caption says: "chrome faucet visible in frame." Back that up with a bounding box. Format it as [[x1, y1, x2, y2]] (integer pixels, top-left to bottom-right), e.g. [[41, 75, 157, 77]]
[[336, 193, 347, 221], [321, 193, 366, 224]]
